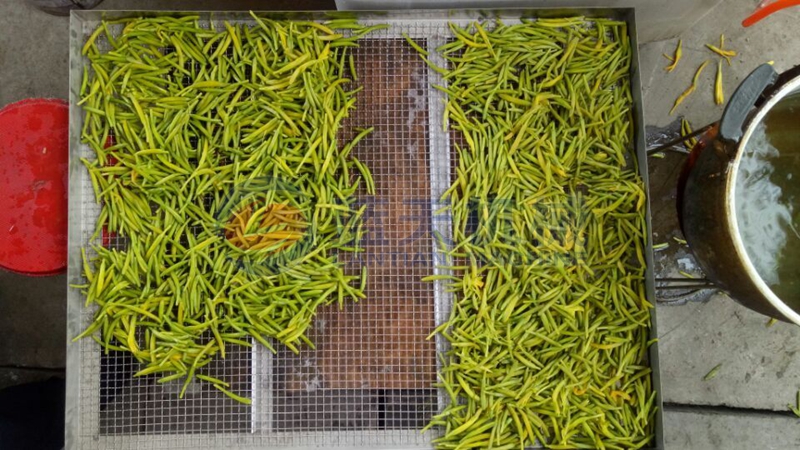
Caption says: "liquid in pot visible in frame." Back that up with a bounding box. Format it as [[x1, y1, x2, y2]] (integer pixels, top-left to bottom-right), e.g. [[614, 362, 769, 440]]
[[735, 91, 800, 310]]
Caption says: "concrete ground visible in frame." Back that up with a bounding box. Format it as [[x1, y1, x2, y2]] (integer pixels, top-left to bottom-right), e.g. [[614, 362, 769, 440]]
[[1, 0, 800, 448]]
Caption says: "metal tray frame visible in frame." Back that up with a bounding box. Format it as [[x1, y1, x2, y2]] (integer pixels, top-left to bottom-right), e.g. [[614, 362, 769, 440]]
[[67, 8, 663, 450]]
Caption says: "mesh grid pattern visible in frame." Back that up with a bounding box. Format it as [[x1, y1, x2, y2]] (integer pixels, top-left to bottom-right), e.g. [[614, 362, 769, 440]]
[[269, 36, 438, 443], [71, 19, 455, 450]]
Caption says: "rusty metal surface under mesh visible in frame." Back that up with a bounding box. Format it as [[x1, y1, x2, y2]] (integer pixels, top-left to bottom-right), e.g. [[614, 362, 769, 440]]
[[270, 35, 439, 435]]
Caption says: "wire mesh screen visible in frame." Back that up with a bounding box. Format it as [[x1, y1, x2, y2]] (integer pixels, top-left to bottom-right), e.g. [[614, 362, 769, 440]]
[[94, 180, 254, 439], [98, 347, 252, 435], [270, 36, 438, 441], [69, 17, 455, 450]]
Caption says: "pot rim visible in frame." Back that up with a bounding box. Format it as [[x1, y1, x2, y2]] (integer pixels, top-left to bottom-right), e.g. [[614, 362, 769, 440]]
[[727, 74, 800, 325]]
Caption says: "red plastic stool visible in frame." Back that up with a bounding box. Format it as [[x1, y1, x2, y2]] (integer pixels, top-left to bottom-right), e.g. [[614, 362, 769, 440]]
[[0, 98, 69, 276]]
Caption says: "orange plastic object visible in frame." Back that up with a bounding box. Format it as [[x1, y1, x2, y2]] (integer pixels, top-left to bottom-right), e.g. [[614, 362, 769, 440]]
[[743, 0, 800, 27]]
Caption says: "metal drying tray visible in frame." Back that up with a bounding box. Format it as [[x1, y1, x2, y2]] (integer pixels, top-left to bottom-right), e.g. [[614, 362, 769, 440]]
[[66, 8, 663, 450]]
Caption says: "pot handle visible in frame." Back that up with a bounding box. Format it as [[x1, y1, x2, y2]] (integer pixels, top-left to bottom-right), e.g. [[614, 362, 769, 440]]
[[719, 63, 778, 144]]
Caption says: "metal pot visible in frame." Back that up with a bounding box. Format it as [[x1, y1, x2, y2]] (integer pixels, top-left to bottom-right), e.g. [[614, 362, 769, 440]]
[[681, 63, 800, 324]]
